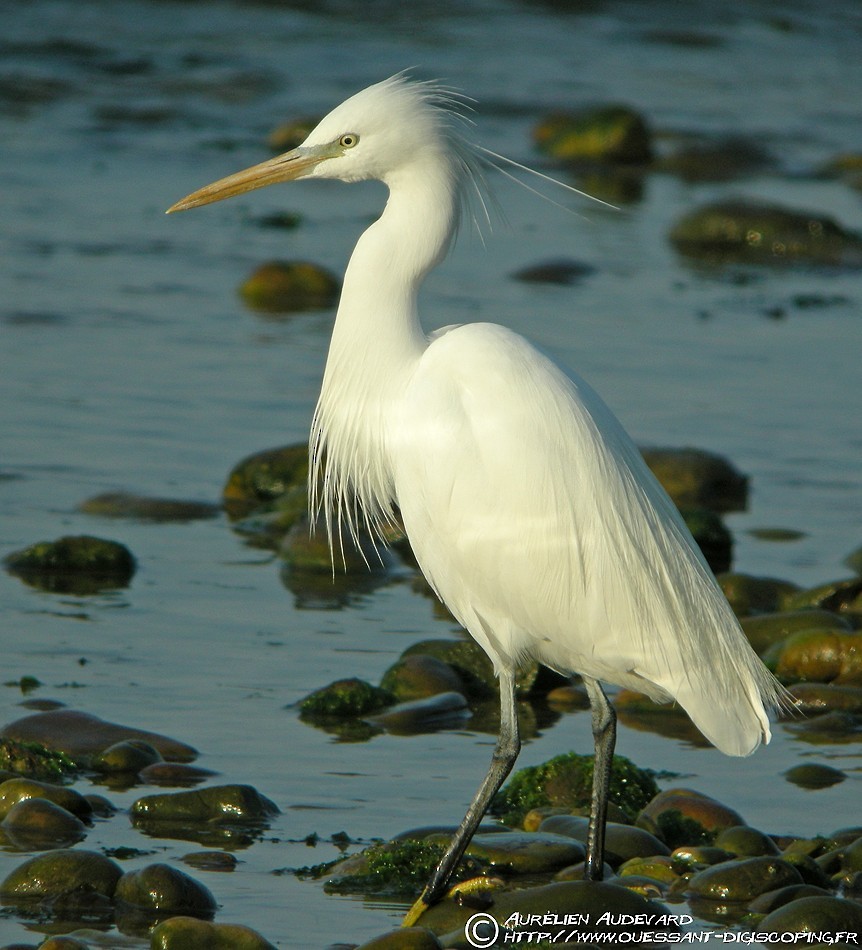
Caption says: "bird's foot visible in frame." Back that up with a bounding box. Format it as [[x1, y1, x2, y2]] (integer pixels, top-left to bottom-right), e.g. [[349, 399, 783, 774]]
[[402, 894, 432, 928]]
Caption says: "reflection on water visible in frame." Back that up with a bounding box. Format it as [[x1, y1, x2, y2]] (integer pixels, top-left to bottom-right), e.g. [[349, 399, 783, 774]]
[[1, 0, 861, 945]]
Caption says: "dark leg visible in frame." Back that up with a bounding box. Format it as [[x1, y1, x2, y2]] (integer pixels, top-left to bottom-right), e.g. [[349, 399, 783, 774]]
[[582, 676, 616, 881], [403, 671, 520, 926]]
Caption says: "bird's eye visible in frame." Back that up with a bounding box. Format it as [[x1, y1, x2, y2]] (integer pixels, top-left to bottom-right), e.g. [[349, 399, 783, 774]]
[[339, 133, 359, 149]]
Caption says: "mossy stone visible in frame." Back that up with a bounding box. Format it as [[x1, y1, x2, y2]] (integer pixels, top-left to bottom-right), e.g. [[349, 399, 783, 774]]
[[741, 609, 851, 657], [669, 200, 862, 267], [680, 508, 733, 573], [1, 797, 87, 849], [639, 446, 747, 513], [222, 443, 308, 516], [713, 825, 780, 857], [0, 848, 122, 901], [0, 777, 92, 821], [150, 915, 278, 949], [782, 577, 862, 613], [685, 856, 802, 901], [717, 573, 800, 618], [492, 752, 658, 826], [131, 784, 278, 825], [239, 260, 339, 313], [379, 654, 464, 702], [784, 763, 846, 789], [766, 629, 862, 684], [4, 535, 135, 593], [637, 789, 745, 847], [0, 737, 76, 781], [115, 863, 216, 916], [533, 106, 652, 164], [299, 678, 394, 721], [758, 895, 862, 935]]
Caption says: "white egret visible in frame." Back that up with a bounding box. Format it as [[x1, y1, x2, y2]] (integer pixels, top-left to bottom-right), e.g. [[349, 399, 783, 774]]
[[168, 75, 786, 924]]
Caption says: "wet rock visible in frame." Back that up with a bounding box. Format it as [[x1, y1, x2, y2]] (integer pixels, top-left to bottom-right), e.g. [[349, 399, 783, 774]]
[[78, 492, 219, 522], [281, 516, 384, 574], [92, 739, 162, 774], [0, 777, 92, 821], [131, 784, 278, 825], [841, 835, 862, 872], [115, 863, 216, 919], [267, 115, 319, 152], [367, 692, 470, 734], [39, 938, 90, 950], [784, 763, 846, 789], [421, 879, 678, 942], [1, 709, 197, 767], [299, 678, 394, 722], [533, 106, 652, 164], [782, 577, 862, 614], [766, 629, 862, 685], [639, 447, 747, 513], [680, 508, 733, 573], [685, 856, 802, 902], [748, 883, 833, 914], [540, 814, 670, 866], [462, 830, 585, 874], [0, 736, 76, 781], [492, 752, 658, 827], [545, 682, 592, 710], [617, 856, 678, 885], [222, 443, 308, 518], [740, 609, 851, 657], [138, 762, 218, 787], [672, 845, 735, 868], [657, 137, 773, 182], [511, 259, 596, 285], [1, 797, 87, 850], [0, 849, 122, 906], [356, 930, 442, 950], [717, 573, 800, 618], [637, 789, 745, 847], [318, 838, 482, 897], [151, 915, 278, 949], [787, 682, 862, 714], [239, 260, 339, 313], [3, 535, 136, 593], [181, 851, 238, 872], [669, 200, 862, 268], [615, 690, 707, 746], [713, 826, 780, 856], [400, 638, 497, 698], [758, 895, 862, 936], [379, 655, 465, 702]]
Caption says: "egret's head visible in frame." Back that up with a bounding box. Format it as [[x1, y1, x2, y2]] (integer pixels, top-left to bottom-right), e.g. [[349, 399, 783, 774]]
[[168, 74, 473, 213]]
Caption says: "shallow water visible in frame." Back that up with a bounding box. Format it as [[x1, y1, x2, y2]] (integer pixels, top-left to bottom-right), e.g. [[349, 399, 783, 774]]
[[1, 0, 861, 946]]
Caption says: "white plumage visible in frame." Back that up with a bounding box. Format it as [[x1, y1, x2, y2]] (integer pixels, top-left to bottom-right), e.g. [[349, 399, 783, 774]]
[[169, 73, 785, 919]]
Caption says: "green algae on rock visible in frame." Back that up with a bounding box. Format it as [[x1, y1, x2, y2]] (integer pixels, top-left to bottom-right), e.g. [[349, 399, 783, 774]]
[[311, 838, 483, 896], [1, 709, 197, 767], [637, 789, 745, 848], [533, 106, 653, 164], [766, 629, 862, 685], [299, 678, 394, 722], [0, 737, 76, 781], [151, 915, 278, 949], [669, 200, 862, 267], [3, 534, 136, 593], [223, 443, 309, 517], [740, 609, 851, 657], [239, 259, 339, 313], [379, 654, 466, 702], [717, 573, 801, 618], [491, 752, 658, 827]]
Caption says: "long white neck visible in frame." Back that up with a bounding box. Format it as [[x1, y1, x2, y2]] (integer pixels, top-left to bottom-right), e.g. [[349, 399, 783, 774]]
[[310, 155, 461, 550]]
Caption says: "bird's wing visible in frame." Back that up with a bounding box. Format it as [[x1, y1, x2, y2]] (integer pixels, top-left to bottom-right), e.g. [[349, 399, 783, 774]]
[[390, 322, 780, 755]]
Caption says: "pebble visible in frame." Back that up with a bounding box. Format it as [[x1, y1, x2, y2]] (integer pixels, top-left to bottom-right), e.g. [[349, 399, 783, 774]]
[[150, 915, 278, 949]]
